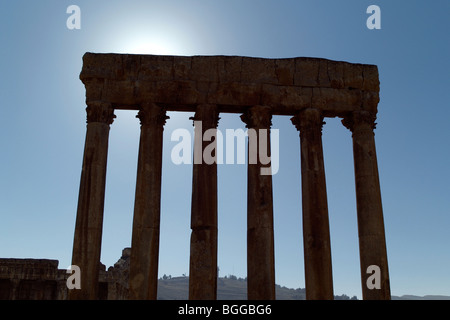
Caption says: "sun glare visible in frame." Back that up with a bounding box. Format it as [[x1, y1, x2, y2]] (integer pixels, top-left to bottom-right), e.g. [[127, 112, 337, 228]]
[[121, 35, 179, 55], [127, 42, 172, 55]]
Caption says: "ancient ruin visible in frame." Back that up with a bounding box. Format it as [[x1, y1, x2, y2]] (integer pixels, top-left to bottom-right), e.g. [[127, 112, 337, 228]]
[[70, 53, 390, 300], [0, 249, 129, 300]]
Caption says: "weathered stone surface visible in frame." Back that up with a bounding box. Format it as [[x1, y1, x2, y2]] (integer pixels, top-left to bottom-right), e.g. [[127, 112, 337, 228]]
[[0, 259, 60, 280], [70, 101, 114, 300], [342, 111, 390, 300], [242, 106, 276, 300], [189, 105, 219, 300], [0, 250, 130, 300], [80, 53, 379, 115], [0, 259, 66, 300], [129, 104, 167, 300], [291, 109, 334, 300]]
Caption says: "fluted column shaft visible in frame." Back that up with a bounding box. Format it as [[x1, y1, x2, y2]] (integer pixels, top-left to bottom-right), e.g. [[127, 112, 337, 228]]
[[241, 105, 276, 300], [70, 101, 116, 300], [291, 108, 334, 300], [129, 103, 168, 300], [343, 111, 390, 300], [189, 104, 219, 300]]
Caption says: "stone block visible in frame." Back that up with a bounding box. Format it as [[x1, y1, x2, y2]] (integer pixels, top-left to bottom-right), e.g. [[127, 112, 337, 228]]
[[363, 65, 380, 91], [275, 59, 295, 86], [122, 54, 141, 81], [139, 55, 174, 81], [241, 57, 278, 85], [218, 56, 243, 83], [344, 63, 364, 89], [327, 60, 345, 89], [294, 59, 319, 87], [190, 56, 220, 82], [173, 56, 192, 80], [81, 53, 124, 80], [362, 91, 380, 112], [213, 82, 261, 106], [102, 79, 136, 105], [154, 80, 200, 105], [318, 60, 331, 87]]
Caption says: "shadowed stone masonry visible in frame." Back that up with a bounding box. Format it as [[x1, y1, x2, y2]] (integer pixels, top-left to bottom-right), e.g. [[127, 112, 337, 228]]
[[71, 53, 390, 300], [0, 253, 129, 300], [80, 54, 379, 116]]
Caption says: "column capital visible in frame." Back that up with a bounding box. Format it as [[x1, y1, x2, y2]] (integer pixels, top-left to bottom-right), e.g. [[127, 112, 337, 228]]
[[86, 101, 116, 125], [137, 103, 169, 127], [342, 110, 377, 133], [290, 108, 326, 134], [190, 104, 220, 128], [241, 105, 272, 129]]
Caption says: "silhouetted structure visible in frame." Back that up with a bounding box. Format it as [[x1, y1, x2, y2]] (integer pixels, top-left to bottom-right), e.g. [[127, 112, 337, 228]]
[[71, 53, 390, 300]]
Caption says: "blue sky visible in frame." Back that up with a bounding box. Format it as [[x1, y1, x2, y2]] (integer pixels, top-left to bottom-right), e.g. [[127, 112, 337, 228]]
[[0, 1, 449, 299]]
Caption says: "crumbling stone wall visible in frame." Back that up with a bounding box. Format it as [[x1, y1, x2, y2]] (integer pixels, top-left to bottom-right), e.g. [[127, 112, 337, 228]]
[[0, 259, 67, 300], [0, 248, 130, 300]]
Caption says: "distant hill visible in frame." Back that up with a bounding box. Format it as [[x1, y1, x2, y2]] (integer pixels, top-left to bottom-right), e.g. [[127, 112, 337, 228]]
[[157, 275, 450, 300], [392, 295, 450, 300], [157, 276, 356, 300]]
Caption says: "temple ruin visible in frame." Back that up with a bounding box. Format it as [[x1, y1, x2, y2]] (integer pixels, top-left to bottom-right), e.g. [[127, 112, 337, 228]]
[[70, 53, 390, 300], [0, 250, 129, 300]]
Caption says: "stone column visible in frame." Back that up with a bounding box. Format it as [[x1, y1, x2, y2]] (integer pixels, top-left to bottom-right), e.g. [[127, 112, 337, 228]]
[[291, 108, 334, 300], [342, 111, 391, 300], [129, 103, 169, 300], [70, 101, 115, 300], [189, 104, 219, 300], [241, 105, 276, 300]]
